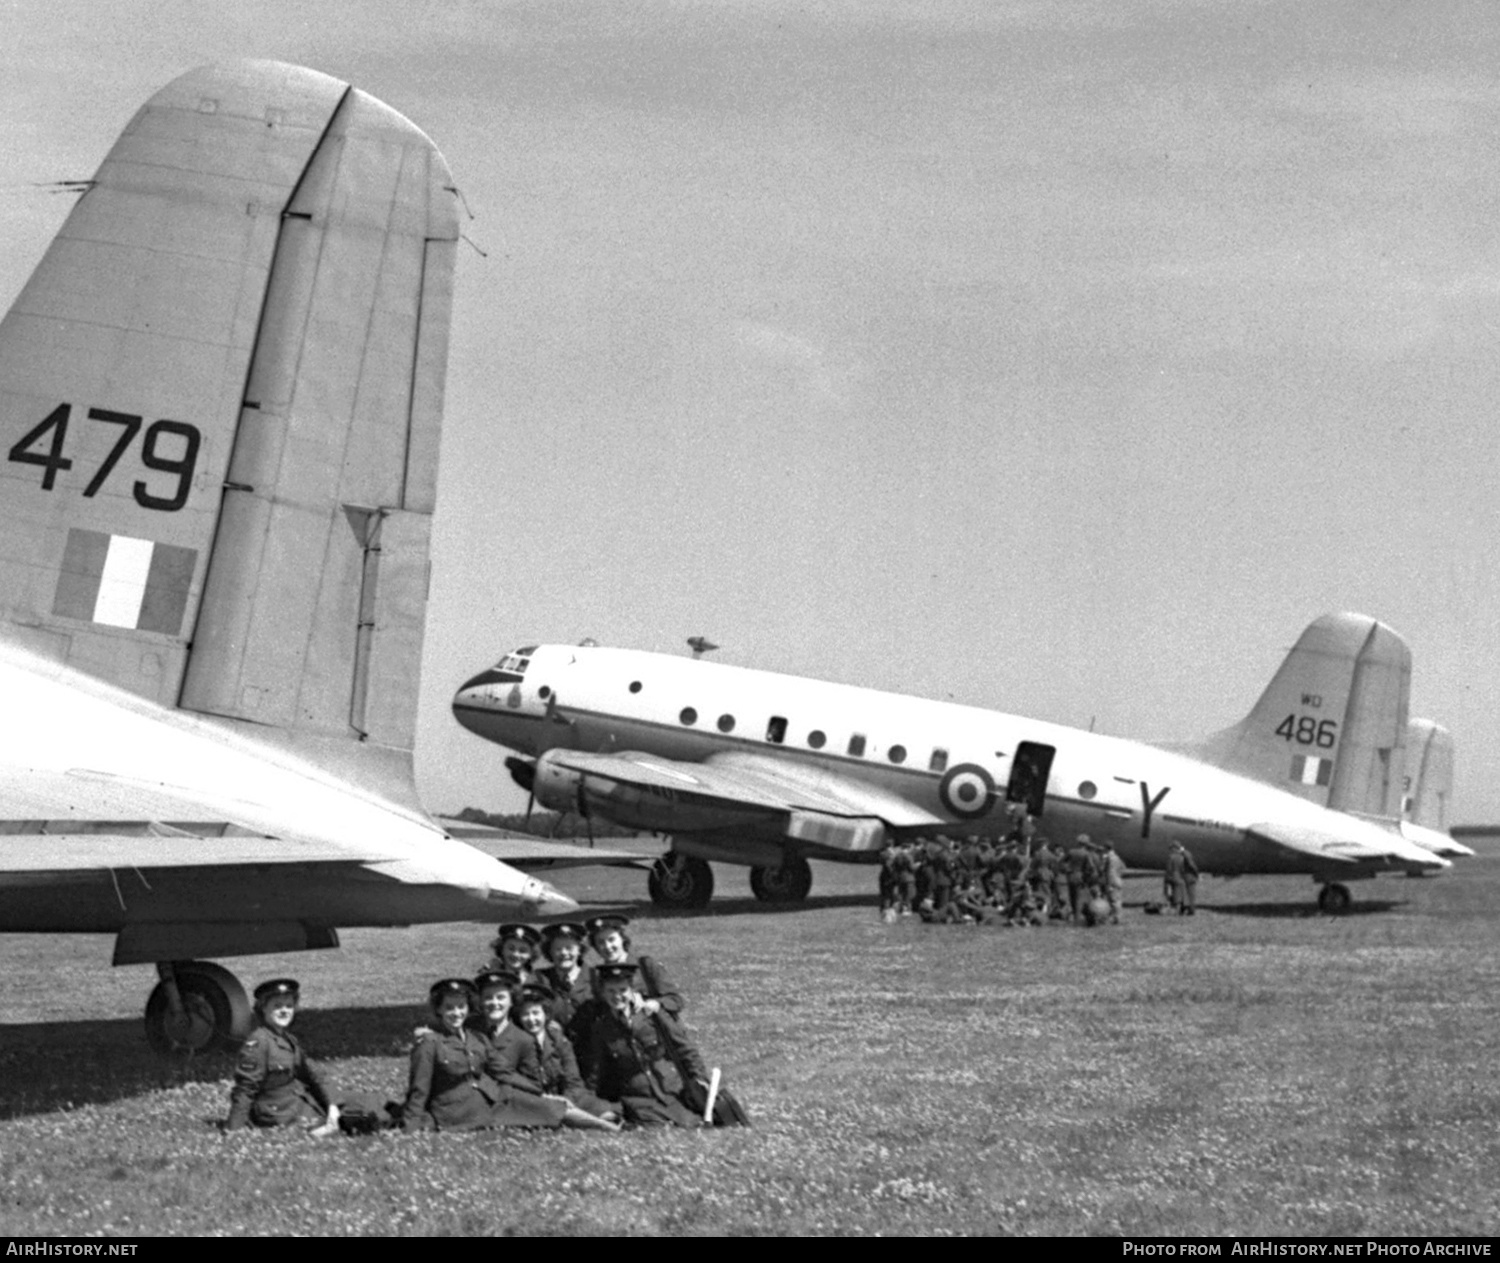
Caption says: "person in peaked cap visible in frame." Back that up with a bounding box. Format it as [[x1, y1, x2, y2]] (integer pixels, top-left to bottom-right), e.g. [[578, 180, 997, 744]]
[[225, 979, 339, 1133], [538, 923, 595, 1049], [403, 978, 500, 1131], [472, 968, 522, 1025], [492, 984, 620, 1132], [472, 972, 568, 1129], [486, 923, 545, 986], [584, 914, 684, 1020], [585, 962, 709, 1128]]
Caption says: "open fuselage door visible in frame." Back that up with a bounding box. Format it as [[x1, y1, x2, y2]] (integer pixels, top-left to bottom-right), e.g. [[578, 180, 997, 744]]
[[1006, 741, 1056, 817]]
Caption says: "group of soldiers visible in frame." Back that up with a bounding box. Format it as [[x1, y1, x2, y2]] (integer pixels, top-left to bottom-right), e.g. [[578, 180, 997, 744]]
[[878, 805, 1201, 926]]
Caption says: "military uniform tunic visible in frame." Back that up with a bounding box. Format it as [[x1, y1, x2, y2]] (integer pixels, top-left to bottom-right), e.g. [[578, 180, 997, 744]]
[[503, 1023, 616, 1118], [577, 954, 682, 1078], [480, 1022, 569, 1127], [588, 954, 683, 1015], [402, 1026, 500, 1132], [226, 1024, 332, 1130], [540, 962, 595, 1049], [587, 1007, 708, 1128]]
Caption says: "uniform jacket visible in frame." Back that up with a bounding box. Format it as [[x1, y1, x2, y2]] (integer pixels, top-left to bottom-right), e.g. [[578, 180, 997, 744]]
[[1102, 848, 1126, 891], [226, 1024, 332, 1130], [540, 963, 594, 1034], [403, 1026, 499, 1131], [496, 1022, 617, 1117], [1165, 848, 1199, 882], [482, 1021, 545, 1093], [587, 954, 683, 1016], [587, 1006, 707, 1112]]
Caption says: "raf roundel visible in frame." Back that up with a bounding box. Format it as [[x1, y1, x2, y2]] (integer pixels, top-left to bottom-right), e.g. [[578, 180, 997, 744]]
[[938, 763, 996, 819]]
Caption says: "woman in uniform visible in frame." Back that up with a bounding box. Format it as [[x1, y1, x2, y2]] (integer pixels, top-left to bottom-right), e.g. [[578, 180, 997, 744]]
[[472, 970, 569, 1130], [225, 978, 339, 1134], [585, 914, 684, 1018], [486, 923, 545, 986], [537, 922, 597, 1060], [402, 978, 501, 1132], [497, 984, 621, 1131], [586, 963, 708, 1128]]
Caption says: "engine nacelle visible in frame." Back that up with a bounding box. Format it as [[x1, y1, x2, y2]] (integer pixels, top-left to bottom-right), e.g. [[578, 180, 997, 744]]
[[530, 750, 768, 834], [532, 751, 586, 814]]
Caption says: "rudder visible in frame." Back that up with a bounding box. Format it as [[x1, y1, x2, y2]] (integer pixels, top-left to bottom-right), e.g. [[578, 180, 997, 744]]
[[1402, 719, 1453, 831]]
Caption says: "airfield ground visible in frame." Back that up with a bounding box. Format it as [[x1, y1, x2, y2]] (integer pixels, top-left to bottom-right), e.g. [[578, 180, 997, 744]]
[[2, 854, 1498, 1236]]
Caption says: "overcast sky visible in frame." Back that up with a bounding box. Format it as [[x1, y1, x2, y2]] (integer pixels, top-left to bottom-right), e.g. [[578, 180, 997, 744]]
[[4, 0, 1497, 821]]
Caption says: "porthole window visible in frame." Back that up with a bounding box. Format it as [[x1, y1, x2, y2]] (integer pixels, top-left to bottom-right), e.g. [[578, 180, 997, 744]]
[[717, 714, 735, 733], [538, 685, 552, 701], [629, 681, 642, 694], [680, 707, 698, 726], [1078, 780, 1097, 800], [808, 730, 826, 749], [888, 744, 907, 765]]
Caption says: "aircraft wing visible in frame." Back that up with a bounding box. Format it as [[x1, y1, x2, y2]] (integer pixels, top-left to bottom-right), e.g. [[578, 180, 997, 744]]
[[439, 819, 660, 870], [540, 748, 946, 836]]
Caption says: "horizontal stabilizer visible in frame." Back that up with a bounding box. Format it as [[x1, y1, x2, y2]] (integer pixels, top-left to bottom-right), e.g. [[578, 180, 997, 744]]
[[1246, 819, 1447, 871], [437, 819, 661, 871], [1398, 819, 1473, 860], [0, 833, 403, 872]]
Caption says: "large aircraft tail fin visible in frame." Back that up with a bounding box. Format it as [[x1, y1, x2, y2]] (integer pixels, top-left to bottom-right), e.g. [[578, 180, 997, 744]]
[[1402, 719, 1453, 831], [1193, 613, 1411, 816], [0, 61, 459, 808]]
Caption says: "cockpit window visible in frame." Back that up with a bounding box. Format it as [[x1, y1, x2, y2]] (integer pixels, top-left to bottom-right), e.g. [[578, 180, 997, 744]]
[[495, 652, 531, 675]]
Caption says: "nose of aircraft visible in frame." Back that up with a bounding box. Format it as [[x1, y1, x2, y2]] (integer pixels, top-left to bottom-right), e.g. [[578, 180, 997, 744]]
[[457, 667, 510, 693], [452, 669, 504, 735]]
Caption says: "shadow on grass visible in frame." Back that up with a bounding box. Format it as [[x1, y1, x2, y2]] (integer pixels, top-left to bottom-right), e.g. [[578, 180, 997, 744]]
[[614, 893, 877, 921], [1202, 899, 1406, 918], [0, 1003, 426, 1120]]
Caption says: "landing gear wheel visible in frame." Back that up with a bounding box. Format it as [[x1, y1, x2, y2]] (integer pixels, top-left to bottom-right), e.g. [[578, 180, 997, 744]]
[[749, 857, 813, 903], [1317, 882, 1352, 914], [648, 853, 714, 909], [144, 961, 252, 1056]]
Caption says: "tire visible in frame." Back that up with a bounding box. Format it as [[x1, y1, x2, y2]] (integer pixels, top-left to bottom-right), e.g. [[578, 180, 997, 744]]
[[1317, 883, 1352, 914], [649, 854, 714, 909], [143, 961, 252, 1055], [749, 857, 813, 903]]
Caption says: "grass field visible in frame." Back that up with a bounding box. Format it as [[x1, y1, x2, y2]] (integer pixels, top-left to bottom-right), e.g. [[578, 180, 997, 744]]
[[2, 855, 1498, 1237]]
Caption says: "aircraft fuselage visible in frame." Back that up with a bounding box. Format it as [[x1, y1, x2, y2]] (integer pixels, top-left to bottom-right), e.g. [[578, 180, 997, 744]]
[[453, 645, 1442, 880]]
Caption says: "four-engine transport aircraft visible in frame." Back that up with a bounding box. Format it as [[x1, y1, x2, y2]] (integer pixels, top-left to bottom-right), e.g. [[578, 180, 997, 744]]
[[452, 614, 1460, 913], [0, 62, 576, 1055]]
